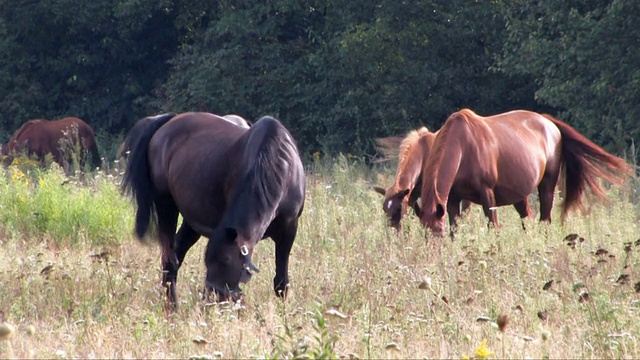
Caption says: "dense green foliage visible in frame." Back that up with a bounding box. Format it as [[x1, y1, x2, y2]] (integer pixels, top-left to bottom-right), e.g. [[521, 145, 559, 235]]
[[0, 0, 636, 156]]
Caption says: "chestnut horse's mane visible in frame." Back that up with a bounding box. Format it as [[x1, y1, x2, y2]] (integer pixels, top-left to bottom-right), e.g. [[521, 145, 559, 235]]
[[395, 127, 430, 182]]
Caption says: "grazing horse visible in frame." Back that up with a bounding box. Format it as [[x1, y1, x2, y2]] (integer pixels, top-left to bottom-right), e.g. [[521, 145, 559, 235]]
[[117, 113, 251, 159], [121, 112, 305, 311], [2, 117, 100, 171], [420, 109, 631, 237], [374, 127, 530, 231]]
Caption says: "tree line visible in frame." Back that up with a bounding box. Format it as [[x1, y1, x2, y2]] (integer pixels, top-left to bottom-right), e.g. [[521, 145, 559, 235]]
[[0, 0, 637, 159]]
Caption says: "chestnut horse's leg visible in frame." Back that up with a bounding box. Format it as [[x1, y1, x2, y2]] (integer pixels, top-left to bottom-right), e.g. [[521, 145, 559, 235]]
[[272, 219, 299, 298], [154, 197, 180, 312], [479, 188, 499, 229], [512, 198, 532, 230], [446, 198, 462, 238], [460, 200, 472, 213], [537, 173, 559, 222]]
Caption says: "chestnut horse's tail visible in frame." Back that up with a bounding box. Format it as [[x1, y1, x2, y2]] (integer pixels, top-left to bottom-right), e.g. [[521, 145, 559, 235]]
[[542, 114, 632, 218], [121, 113, 176, 239]]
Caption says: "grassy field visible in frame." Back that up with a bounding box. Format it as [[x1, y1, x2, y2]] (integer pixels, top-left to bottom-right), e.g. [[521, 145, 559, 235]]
[[0, 155, 639, 359]]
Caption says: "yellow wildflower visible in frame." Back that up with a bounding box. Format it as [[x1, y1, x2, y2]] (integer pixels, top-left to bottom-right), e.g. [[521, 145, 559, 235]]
[[475, 339, 495, 359]]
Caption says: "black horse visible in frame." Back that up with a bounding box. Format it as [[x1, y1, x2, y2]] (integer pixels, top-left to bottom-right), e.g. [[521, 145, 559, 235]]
[[121, 112, 305, 311]]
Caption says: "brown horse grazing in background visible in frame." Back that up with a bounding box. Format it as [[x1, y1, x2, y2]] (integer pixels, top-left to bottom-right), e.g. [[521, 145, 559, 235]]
[[2, 117, 100, 171], [121, 112, 305, 311], [420, 109, 632, 237], [374, 127, 530, 231]]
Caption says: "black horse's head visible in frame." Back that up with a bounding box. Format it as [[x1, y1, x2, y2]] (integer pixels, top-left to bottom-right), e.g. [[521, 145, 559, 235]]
[[204, 227, 260, 301]]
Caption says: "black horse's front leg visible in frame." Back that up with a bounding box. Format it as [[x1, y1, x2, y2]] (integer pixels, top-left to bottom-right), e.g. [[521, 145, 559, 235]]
[[272, 220, 298, 298]]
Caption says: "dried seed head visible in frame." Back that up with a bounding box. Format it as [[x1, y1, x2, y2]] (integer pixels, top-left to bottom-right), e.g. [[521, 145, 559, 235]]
[[0, 323, 15, 340], [541, 329, 551, 341], [25, 325, 36, 336], [496, 314, 509, 332]]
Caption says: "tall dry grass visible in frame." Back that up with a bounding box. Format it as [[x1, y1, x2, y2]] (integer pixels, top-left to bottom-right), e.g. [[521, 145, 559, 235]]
[[0, 154, 638, 359]]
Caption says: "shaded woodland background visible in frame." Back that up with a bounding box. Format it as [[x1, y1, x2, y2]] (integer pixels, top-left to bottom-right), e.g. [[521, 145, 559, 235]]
[[0, 0, 638, 158]]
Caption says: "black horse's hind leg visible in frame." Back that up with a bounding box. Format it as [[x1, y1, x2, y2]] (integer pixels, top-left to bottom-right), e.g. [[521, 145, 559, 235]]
[[272, 219, 299, 298], [154, 196, 180, 311]]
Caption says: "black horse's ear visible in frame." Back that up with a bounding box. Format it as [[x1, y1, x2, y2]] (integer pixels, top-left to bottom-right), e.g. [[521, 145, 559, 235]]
[[224, 227, 238, 242], [435, 204, 445, 219], [373, 186, 386, 196], [398, 188, 410, 198]]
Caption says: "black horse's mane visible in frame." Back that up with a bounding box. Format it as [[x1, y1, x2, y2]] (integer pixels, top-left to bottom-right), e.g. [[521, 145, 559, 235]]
[[229, 116, 300, 228]]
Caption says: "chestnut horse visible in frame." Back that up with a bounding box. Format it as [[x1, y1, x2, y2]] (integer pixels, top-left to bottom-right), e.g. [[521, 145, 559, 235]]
[[374, 127, 531, 231], [2, 117, 100, 171], [121, 112, 305, 311], [420, 109, 631, 237]]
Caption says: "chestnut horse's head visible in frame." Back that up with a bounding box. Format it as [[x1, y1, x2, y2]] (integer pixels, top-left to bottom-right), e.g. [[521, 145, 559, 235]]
[[374, 127, 435, 232], [374, 186, 410, 231]]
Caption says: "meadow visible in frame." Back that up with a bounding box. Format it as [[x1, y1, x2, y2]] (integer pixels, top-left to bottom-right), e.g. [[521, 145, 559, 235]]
[[0, 154, 639, 359]]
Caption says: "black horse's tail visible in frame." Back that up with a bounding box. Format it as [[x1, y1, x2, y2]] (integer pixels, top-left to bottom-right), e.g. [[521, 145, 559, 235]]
[[121, 113, 176, 239]]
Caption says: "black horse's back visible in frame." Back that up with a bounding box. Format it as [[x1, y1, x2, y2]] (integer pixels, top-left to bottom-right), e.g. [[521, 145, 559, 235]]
[[120, 113, 177, 159], [121, 113, 177, 239]]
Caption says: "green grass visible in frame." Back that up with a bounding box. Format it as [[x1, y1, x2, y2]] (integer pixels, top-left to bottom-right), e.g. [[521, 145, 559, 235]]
[[0, 156, 639, 359]]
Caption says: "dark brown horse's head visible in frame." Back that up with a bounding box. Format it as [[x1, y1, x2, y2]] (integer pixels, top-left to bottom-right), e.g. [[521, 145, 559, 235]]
[[374, 186, 410, 231], [204, 227, 260, 300]]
